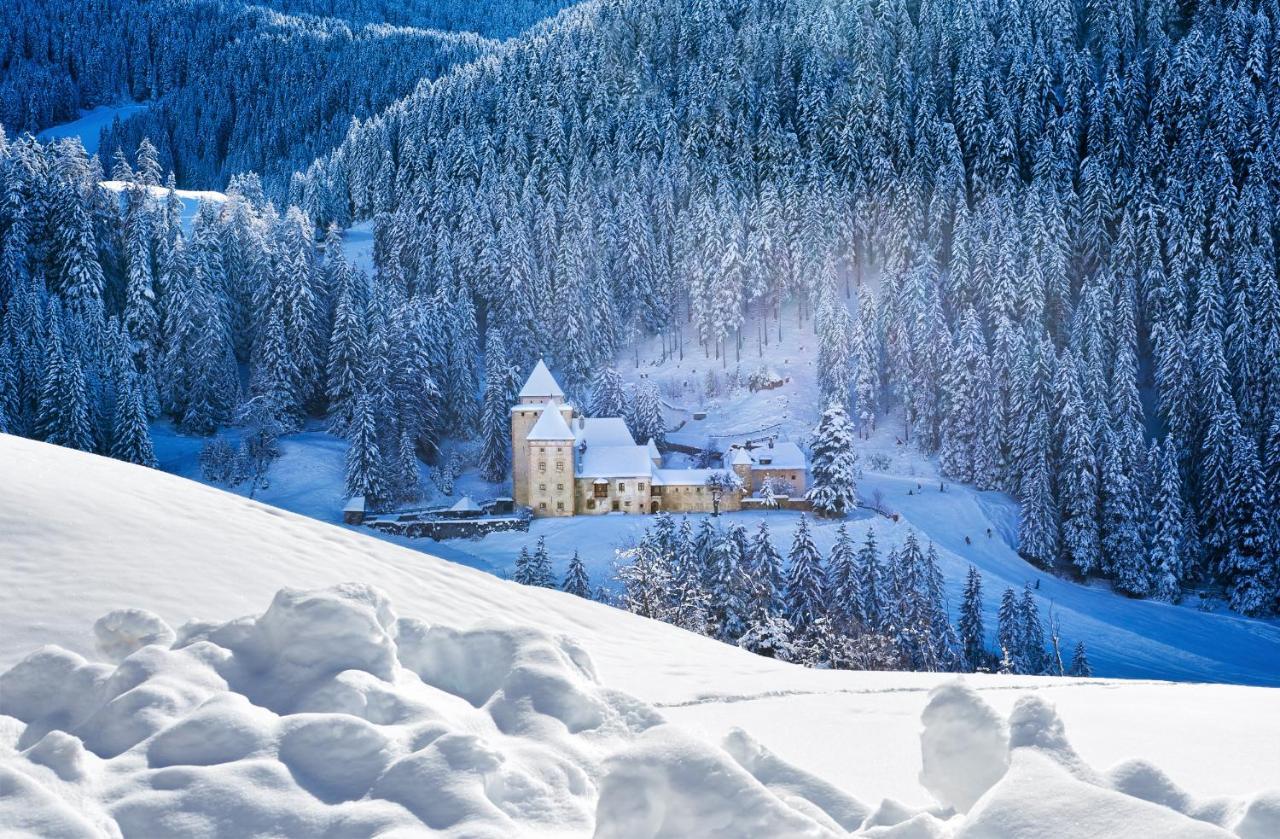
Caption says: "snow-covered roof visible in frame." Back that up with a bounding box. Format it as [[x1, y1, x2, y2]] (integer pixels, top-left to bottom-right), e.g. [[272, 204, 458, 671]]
[[449, 497, 481, 513], [646, 439, 661, 460], [577, 445, 655, 478], [574, 417, 635, 448], [729, 447, 753, 466], [519, 359, 564, 399], [527, 406, 575, 441], [653, 468, 730, 486], [750, 441, 807, 471]]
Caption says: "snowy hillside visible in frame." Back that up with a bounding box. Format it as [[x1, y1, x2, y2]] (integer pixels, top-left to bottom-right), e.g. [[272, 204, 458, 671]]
[[2, 434, 1279, 837]]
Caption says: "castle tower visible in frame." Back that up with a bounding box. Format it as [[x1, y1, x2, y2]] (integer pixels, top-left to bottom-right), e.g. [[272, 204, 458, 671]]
[[512, 360, 569, 509], [524, 404, 577, 516]]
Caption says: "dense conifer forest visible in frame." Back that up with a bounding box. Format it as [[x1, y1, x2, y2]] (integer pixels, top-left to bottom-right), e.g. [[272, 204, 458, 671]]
[[1, 0, 1279, 617]]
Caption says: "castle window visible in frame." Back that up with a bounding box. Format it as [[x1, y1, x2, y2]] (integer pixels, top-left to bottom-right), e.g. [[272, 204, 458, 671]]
[[587, 499, 596, 509], [538, 461, 546, 473], [639, 482, 646, 491], [539, 502, 546, 510], [593, 483, 607, 499], [539, 483, 546, 491], [555, 460, 564, 472], [556, 483, 564, 491], [556, 501, 564, 511], [617, 482, 625, 493], [539, 447, 546, 454]]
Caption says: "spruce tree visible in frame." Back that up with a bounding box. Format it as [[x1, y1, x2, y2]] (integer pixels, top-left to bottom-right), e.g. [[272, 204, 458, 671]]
[[785, 515, 827, 635], [109, 370, 157, 468], [479, 329, 516, 482], [827, 523, 862, 631], [746, 520, 786, 617], [806, 403, 859, 517], [1149, 436, 1186, 602], [996, 587, 1022, 673], [1068, 641, 1092, 677], [627, 377, 665, 446], [1017, 585, 1046, 674], [531, 536, 555, 588], [855, 528, 884, 630], [562, 551, 591, 598], [959, 566, 987, 671], [589, 366, 627, 418], [344, 391, 387, 508]]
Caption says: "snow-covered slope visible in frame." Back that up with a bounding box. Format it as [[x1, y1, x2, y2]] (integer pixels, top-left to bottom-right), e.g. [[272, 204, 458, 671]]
[[1, 434, 1278, 836]]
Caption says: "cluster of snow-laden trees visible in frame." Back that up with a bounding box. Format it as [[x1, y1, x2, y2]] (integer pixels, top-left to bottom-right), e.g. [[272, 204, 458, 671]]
[[292, 0, 1280, 614], [515, 514, 1092, 676], [2, 0, 491, 197], [0, 134, 489, 510]]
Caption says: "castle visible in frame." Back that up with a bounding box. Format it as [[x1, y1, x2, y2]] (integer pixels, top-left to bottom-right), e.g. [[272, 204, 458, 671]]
[[511, 361, 808, 517]]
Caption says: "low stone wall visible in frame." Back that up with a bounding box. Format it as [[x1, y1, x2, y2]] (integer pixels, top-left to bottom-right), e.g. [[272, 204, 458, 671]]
[[740, 496, 813, 512], [364, 515, 529, 541]]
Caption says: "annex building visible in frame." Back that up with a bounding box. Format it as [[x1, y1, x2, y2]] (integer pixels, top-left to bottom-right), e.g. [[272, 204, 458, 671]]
[[511, 361, 808, 517]]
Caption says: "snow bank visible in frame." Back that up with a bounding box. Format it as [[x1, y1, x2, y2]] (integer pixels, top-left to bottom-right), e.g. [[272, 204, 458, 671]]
[[4, 596, 1279, 837], [0, 583, 844, 837]]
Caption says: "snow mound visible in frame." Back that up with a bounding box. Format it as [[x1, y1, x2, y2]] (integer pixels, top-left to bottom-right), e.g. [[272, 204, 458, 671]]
[[918, 680, 1009, 813], [0, 583, 844, 838], [93, 608, 176, 663], [958, 750, 1233, 838]]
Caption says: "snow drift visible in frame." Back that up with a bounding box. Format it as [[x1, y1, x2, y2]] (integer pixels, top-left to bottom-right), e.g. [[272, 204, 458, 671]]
[[2, 582, 1277, 838]]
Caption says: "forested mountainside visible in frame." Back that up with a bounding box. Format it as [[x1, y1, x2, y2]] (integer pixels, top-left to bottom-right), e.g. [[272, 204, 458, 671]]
[[1, 0, 1279, 619], [292, 0, 1280, 612], [0, 0, 502, 196], [260, 0, 580, 35]]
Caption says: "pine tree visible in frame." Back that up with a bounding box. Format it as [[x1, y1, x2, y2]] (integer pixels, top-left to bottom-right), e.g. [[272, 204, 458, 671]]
[[325, 280, 367, 435], [531, 536, 555, 588], [826, 523, 862, 631], [513, 547, 535, 586], [856, 528, 884, 630], [807, 403, 859, 517], [1149, 436, 1185, 602], [109, 370, 157, 468], [785, 515, 827, 635], [939, 309, 990, 482], [589, 366, 627, 418], [627, 376, 665, 446], [562, 551, 591, 597], [958, 566, 987, 671], [36, 312, 93, 452], [479, 329, 516, 482], [996, 586, 1022, 673], [1224, 430, 1269, 614], [1017, 585, 1046, 675], [344, 391, 387, 508], [746, 520, 786, 617], [1057, 351, 1100, 576], [1068, 641, 1092, 677]]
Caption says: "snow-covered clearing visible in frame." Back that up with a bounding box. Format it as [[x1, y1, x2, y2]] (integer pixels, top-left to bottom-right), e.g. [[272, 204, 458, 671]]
[[35, 104, 149, 155], [1, 434, 1278, 837], [98, 181, 227, 232]]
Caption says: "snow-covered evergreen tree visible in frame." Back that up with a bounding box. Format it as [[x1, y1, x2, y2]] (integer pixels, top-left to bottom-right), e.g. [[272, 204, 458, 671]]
[[806, 403, 859, 517], [958, 566, 987, 672], [785, 515, 827, 635], [562, 551, 590, 598]]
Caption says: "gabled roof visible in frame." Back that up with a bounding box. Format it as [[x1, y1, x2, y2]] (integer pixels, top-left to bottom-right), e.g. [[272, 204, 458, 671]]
[[574, 417, 636, 448], [450, 496, 481, 512], [519, 360, 564, 399], [577, 445, 654, 478], [527, 405, 575, 441], [729, 447, 753, 466], [750, 441, 807, 471], [646, 439, 661, 460]]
